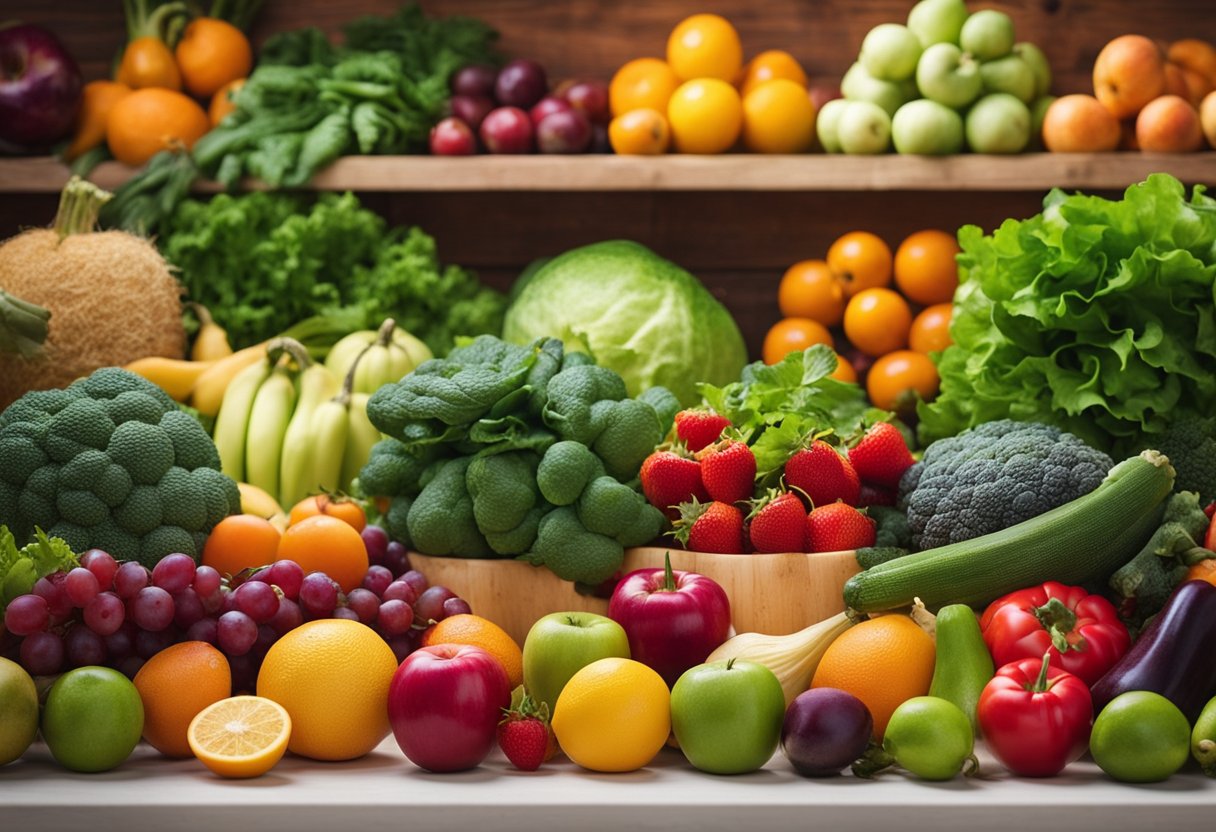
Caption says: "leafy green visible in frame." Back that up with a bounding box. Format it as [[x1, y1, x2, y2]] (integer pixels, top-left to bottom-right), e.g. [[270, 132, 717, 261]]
[[699, 345, 890, 477], [918, 174, 1216, 454], [1, 527, 80, 611]]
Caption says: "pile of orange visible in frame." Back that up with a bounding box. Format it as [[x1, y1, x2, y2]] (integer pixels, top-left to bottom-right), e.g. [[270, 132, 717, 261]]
[[608, 14, 816, 155], [765, 228, 961, 412]]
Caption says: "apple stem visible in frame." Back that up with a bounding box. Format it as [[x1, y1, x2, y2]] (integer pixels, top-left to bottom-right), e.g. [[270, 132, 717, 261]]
[[662, 551, 676, 592]]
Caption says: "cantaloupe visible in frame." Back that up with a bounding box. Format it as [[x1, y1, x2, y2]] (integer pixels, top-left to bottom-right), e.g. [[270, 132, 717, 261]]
[[0, 177, 185, 408]]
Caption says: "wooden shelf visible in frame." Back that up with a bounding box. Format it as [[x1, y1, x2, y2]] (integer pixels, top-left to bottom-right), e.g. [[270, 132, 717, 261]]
[[2, 153, 1214, 194]]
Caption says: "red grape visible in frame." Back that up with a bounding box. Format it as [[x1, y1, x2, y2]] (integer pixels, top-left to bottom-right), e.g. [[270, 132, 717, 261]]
[[81, 549, 118, 588], [253, 624, 278, 657], [152, 553, 196, 594], [217, 611, 257, 656], [4, 594, 49, 635], [131, 586, 174, 631], [266, 560, 304, 601], [443, 597, 472, 618], [233, 580, 280, 624], [384, 542, 411, 578], [135, 626, 175, 659], [172, 587, 205, 629], [377, 599, 414, 636], [193, 565, 222, 598], [268, 597, 303, 636], [105, 621, 137, 659], [299, 573, 339, 618], [361, 565, 393, 597], [83, 591, 125, 636], [65, 625, 107, 667], [414, 586, 456, 624], [345, 588, 379, 625], [115, 655, 145, 680], [113, 562, 149, 598], [332, 607, 360, 622], [385, 634, 414, 664], [65, 567, 100, 607], [361, 525, 389, 566], [382, 580, 417, 606], [33, 574, 72, 618], [401, 569, 428, 596], [20, 630, 64, 675], [185, 617, 219, 645]]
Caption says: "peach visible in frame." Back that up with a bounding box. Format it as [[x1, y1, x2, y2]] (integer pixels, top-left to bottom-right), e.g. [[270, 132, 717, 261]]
[[1042, 94, 1121, 152], [1136, 94, 1205, 152], [1165, 62, 1212, 108], [1201, 90, 1216, 149], [1094, 35, 1167, 119], [1168, 39, 1216, 87]]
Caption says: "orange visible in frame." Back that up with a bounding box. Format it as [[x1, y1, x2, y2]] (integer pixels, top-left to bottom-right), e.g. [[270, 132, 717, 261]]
[[778, 259, 845, 326], [276, 514, 368, 593], [742, 78, 816, 153], [209, 78, 245, 127], [762, 318, 834, 365], [667, 78, 743, 154], [667, 14, 743, 82], [894, 229, 961, 306], [175, 18, 253, 99], [202, 514, 281, 578], [65, 80, 131, 161], [866, 350, 940, 411], [257, 619, 397, 761], [831, 353, 858, 384], [811, 614, 935, 738], [739, 50, 809, 97], [105, 88, 210, 167], [188, 696, 291, 778], [421, 614, 524, 689], [828, 231, 893, 297], [610, 58, 681, 117], [609, 108, 671, 155], [1185, 559, 1216, 586], [551, 657, 670, 772], [116, 36, 181, 90], [844, 288, 912, 357], [909, 303, 954, 354], [133, 642, 232, 758], [288, 494, 367, 532]]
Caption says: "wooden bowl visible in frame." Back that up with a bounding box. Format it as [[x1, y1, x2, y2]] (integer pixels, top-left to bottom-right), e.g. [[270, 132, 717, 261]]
[[409, 547, 861, 646]]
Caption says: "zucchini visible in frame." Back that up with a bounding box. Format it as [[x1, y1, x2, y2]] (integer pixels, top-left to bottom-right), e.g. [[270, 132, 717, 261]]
[[844, 451, 1175, 613], [929, 605, 994, 734]]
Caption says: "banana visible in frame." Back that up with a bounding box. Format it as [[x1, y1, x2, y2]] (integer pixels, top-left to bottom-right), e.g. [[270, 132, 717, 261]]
[[238, 482, 285, 520], [191, 342, 268, 417], [212, 357, 272, 482], [189, 303, 234, 362], [342, 392, 383, 492], [243, 361, 296, 501], [308, 397, 350, 498], [124, 356, 215, 402], [278, 361, 340, 509]]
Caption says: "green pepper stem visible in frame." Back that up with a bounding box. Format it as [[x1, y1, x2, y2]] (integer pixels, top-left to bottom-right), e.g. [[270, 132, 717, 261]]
[[1033, 596, 1084, 653], [1030, 650, 1053, 694]]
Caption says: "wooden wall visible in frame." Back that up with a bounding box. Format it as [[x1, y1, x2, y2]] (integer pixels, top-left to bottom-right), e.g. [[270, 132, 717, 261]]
[[4, 1, 1214, 357]]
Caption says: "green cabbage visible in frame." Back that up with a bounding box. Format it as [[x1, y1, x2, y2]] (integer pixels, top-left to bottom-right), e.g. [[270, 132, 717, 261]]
[[918, 174, 1216, 454], [501, 241, 747, 406]]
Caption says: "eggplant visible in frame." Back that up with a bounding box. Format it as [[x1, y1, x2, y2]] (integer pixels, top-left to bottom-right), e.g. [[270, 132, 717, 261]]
[[1091, 580, 1216, 722]]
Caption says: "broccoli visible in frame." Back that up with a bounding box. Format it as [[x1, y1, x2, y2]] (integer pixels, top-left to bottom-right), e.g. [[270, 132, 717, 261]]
[[899, 419, 1113, 551], [1142, 411, 1216, 504], [0, 368, 240, 567]]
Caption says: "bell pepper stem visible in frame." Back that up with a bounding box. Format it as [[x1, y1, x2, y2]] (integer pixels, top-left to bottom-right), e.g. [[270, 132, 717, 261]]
[[1033, 596, 1085, 653], [1030, 650, 1054, 693]]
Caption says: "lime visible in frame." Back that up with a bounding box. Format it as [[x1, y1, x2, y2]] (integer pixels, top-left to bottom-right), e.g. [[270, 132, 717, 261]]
[[0, 657, 39, 766], [42, 666, 145, 773], [882, 696, 976, 781], [1091, 691, 1190, 783]]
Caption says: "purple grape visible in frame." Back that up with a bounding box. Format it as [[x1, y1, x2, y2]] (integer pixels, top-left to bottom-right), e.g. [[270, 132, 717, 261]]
[[361, 525, 389, 566], [382, 580, 417, 606], [299, 573, 339, 618], [83, 591, 125, 636], [64, 625, 107, 667], [253, 624, 278, 657], [451, 63, 497, 98], [4, 594, 49, 635], [442, 597, 472, 618], [33, 575, 72, 618], [377, 599, 414, 636], [193, 565, 222, 598], [113, 562, 150, 598], [134, 626, 175, 659], [172, 587, 205, 629], [64, 567, 100, 607], [200, 586, 224, 614], [185, 617, 219, 645], [269, 597, 303, 637], [400, 569, 428, 596], [221, 588, 241, 614], [266, 560, 304, 601], [414, 586, 456, 625], [152, 553, 197, 594], [361, 565, 393, 598], [81, 549, 118, 588], [217, 611, 257, 656], [20, 630, 64, 675], [233, 580, 280, 624], [105, 621, 137, 659], [345, 588, 379, 625], [385, 634, 414, 664], [332, 607, 360, 622], [781, 688, 874, 777], [131, 586, 174, 631], [384, 542, 411, 578], [116, 656, 145, 679]]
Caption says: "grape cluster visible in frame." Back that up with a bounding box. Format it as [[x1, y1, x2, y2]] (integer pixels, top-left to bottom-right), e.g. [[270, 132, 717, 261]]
[[1, 524, 471, 692]]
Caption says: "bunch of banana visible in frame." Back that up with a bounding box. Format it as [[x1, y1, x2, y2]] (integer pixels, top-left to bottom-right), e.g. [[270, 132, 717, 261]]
[[325, 318, 432, 394]]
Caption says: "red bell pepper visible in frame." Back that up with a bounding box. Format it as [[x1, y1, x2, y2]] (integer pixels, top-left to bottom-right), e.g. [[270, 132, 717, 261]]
[[977, 652, 1093, 777], [979, 581, 1130, 686]]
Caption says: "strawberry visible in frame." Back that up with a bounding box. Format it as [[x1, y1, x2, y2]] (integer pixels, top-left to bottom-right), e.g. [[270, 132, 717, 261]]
[[640, 448, 708, 520], [673, 499, 746, 554], [805, 502, 877, 552], [848, 422, 915, 489], [674, 408, 732, 452], [697, 439, 757, 504], [784, 440, 861, 507], [858, 482, 897, 508], [747, 490, 808, 553], [497, 692, 551, 772]]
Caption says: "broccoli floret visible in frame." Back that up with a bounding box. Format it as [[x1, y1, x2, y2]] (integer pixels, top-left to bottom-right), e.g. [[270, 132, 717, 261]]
[[899, 419, 1113, 550], [1144, 411, 1216, 504]]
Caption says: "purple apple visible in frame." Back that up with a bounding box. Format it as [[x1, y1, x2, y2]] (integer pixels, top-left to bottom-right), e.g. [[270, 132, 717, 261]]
[[536, 109, 592, 153], [494, 59, 548, 109], [0, 23, 82, 149], [530, 96, 572, 127], [782, 687, 873, 777], [449, 94, 494, 132], [450, 63, 497, 99], [479, 106, 534, 154], [563, 80, 611, 125]]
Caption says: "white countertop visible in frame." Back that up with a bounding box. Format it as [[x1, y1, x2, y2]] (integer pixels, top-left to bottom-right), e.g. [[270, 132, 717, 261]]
[[3, 738, 1213, 832]]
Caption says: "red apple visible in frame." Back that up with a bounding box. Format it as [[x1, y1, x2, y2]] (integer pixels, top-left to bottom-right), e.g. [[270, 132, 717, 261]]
[[0, 24, 82, 149], [388, 644, 511, 772], [429, 117, 477, 156], [607, 553, 731, 687], [563, 79, 611, 125], [479, 106, 534, 153], [530, 95, 572, 126], [536, 109, 592, 153]]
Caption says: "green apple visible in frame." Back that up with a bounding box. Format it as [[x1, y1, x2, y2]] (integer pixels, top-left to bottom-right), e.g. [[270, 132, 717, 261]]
[[907, 0, 969, 47], [838, 100, 892, 154], [816, 98, 850, 153], [841, 62, 909, 117], [1014, 42, 1053, 98], [979, 54, 1036, 103], [916, 43, 982, 109], [1027, 94, 1056, 150], [960, 10, 1015, 61], [965, 93, 1031, 153], [892, 99, 964, 155], [859, 23, 923, 82], [522, 611, 630, 712], [670, 659, 786, 775]]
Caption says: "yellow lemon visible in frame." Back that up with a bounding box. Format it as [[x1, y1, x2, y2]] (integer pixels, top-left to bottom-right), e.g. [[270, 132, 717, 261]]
[[188, 695, 291, 778]]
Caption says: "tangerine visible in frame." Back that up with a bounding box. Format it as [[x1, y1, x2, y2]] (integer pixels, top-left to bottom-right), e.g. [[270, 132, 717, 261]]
[[421, 614, 524, 689], [866, 350, 940, 411], [909, 303, 954, 354], [894, 229, 961, 306], [827, 231, 893, 297], [739, 50, 809, 97], [778, 259, 845, 326], [201, 514, 281, 578], [762, 318, 834, 365], [844, 288, 912, 357], [134, 641, 232, 757], [277, 514, 368, 593], [610, 58, 681, 117], [742, 78, 817, 153]]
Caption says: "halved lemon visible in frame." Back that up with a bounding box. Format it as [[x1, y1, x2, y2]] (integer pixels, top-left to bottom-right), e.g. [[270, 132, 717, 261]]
[[187, 695, 292, 778]]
